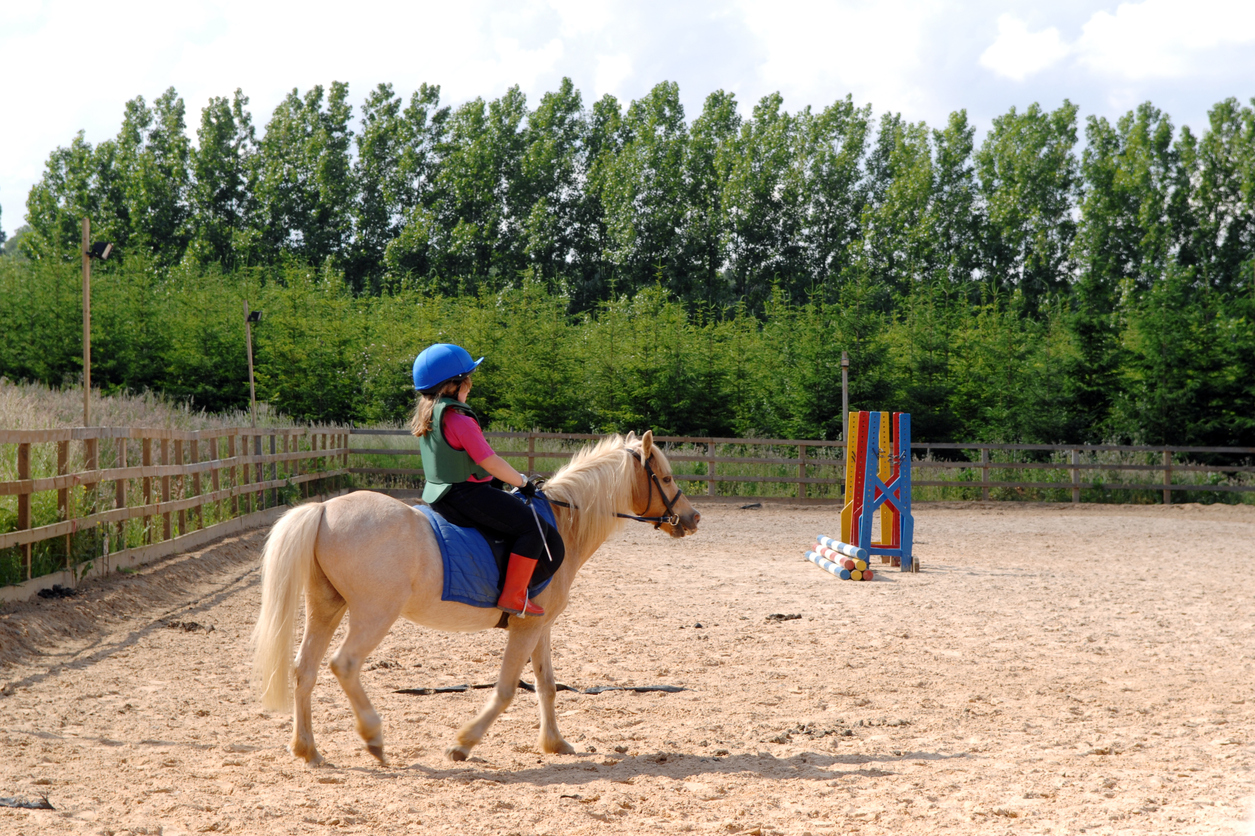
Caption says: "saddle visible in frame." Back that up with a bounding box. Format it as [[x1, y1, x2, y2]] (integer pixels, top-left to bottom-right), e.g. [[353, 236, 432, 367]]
[[415, 491, 557, 609]]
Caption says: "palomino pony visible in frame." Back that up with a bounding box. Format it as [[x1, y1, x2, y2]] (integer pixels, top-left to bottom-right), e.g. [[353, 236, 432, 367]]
[[251, 430, 699, 766]]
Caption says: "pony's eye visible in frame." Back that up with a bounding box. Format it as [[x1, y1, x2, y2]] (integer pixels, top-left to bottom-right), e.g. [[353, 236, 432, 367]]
[[663, 476, 672, 484]]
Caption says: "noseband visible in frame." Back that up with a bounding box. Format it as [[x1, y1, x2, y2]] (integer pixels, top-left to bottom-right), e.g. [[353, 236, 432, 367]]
[[541, 446, 684, 528]]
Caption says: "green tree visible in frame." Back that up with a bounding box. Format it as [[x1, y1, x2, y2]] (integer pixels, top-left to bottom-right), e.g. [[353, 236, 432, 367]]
[[930, 110, 982, 289], [798, 95, 872, 300], [122, 88, 192, 267], [1068, 103, 1178, 439], [24, 132, 102, 261], [382, 83, 450, 284], [255, 83, 355, 267], [855, 113, 934, 297], [976, 101, 1080, 306], [351, 83, 406, 292], [683, 90, 740, 306], [520, 78, 588, 293], [1184, 97, 1255, 294], [723, 93, 805, 308], [599, 82, 689, 297], [424, 87, 529, 293], [189, 89, 258, 270]]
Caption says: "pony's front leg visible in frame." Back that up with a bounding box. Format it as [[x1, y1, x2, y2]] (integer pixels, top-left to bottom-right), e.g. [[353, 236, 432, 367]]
[[446, 621, 545, 761], [531, 625, 575, 754]]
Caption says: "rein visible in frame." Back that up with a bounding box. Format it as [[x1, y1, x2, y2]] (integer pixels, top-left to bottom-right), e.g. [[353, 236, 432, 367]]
[[540, 447, 684, 529]]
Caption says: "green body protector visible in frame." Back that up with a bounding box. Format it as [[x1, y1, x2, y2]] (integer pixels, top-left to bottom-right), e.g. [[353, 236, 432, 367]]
[[419, 398, 491, 504]]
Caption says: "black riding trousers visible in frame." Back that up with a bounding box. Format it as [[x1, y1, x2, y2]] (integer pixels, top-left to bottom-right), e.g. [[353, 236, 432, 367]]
[[430, 481, 566, 585]]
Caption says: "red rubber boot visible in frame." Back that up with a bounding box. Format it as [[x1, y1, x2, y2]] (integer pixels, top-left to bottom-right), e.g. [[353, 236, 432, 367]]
[[497, 554, 544, 617]]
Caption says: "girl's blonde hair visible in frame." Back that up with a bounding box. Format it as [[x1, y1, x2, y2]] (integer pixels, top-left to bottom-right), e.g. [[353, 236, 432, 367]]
[[409, 378, 465, 437]]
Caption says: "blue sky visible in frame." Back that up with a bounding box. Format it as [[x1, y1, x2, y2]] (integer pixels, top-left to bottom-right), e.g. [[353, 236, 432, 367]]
[[2, 0, 1253, 234]]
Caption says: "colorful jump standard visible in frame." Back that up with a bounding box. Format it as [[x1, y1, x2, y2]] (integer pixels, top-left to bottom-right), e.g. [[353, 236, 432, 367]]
[[836, 411, 916, 572]]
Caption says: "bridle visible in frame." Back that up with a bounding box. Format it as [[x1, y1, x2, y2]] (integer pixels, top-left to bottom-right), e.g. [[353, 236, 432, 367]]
[[543, 446, 684, 528], [622, 447, 685, 528]]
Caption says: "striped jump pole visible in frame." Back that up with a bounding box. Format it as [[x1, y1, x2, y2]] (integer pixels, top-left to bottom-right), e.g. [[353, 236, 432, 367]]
[[817, 535, 868, 562], [807, 550, 851, 580], [805, 549, 875, 581], [814, 543, 870, 572]]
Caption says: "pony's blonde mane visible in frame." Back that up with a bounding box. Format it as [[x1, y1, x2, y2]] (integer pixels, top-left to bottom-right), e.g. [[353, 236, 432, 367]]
[[544, 433, 637, 560]]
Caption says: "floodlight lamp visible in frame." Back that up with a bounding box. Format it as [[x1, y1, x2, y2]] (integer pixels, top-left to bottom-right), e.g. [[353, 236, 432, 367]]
[[247, 310, 262, 323], [88, 242, 113, 259]]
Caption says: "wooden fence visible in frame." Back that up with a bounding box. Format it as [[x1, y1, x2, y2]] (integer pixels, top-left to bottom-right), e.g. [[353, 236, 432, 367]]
[[348, 429, 1255, 505], [1, 426, 348, 594]]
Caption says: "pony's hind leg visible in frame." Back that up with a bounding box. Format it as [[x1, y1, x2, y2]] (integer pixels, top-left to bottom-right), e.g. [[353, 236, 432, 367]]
[[291, 566, 346, 766], [447, 622, 545, 761], [531, 626, 575, 754], [327, 604, 402, 765]]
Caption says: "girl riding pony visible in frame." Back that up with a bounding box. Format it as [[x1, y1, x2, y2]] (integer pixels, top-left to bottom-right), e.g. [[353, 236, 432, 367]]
[[409, 343, 565, 617]]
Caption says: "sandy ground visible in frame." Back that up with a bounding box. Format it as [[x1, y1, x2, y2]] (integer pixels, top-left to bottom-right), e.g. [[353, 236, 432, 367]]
[[1, 499, 1253, 836]]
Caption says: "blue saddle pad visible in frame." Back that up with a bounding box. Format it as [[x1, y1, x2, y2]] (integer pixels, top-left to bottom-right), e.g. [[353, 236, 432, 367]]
[[416, 491, 557, 609]]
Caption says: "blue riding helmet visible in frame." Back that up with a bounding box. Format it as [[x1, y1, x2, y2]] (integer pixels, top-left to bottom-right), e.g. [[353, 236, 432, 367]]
[[412, 343, 484, 392]]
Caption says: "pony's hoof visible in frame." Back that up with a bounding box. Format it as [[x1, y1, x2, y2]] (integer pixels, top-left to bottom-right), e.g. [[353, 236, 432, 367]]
[[292, 744, 324, 766], [542, 738, 575, 755], [367, 743, 387, 765], [445, 746, 469, 762]]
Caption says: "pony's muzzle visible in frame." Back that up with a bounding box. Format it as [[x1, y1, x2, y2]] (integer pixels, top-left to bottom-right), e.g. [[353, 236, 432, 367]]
[[667, 509, 700, 537]]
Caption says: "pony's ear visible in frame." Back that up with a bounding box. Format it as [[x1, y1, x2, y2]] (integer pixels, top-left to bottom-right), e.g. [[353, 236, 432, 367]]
[[625, 430, 637, 443], [641, 430, 654, 459]]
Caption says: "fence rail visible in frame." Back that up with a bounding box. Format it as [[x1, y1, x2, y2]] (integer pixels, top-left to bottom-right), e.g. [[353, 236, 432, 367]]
[[1, 426, 349, 591], [7, 425, 1251, 594], [347, 428, 1255, 506]]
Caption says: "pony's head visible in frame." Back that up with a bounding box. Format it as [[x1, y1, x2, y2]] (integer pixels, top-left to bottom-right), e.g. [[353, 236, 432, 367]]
[[624, 430, 701, 538]]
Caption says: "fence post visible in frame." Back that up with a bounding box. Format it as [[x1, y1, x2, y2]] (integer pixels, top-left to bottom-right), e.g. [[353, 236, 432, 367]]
[[269, 433, 277, 508], [1071, 448, 1081, 504], [17, 442, 31, 579], [58, 440, 70, 566], [707, 441, 717, 497], [161, 437, 171, 541], [252, 434, 262, 510], [798, 444, 808, 500], [142, 437, 154, 544], [980, 448, 990, 501], [175, 438, 186, 537], [84, 436, 99, 538], [527, 432, 536, 475], [210, 435, 221, 520], [228, 433, 239, 517], [1163, 449, 1172, 506], [190, 437, 202, 530], [115, 438, 127, 552]]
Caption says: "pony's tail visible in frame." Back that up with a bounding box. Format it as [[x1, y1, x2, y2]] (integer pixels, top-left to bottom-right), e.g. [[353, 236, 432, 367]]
[[251, 501, 324, 713]]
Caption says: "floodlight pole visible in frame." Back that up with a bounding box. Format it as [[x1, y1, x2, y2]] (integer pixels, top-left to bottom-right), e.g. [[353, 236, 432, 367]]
[[82, 218, 91, 427], [244, 300, 257, 428]]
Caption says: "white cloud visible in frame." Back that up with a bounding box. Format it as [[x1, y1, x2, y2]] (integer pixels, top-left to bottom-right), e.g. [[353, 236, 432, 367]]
[[4, 1, 1255, 231], [1076, 0, 1255, 80], [739, 0, 944, 116], [547, 0, 615, 35], [595, 53, 634, 99], [979, 14, 1071, 81]]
